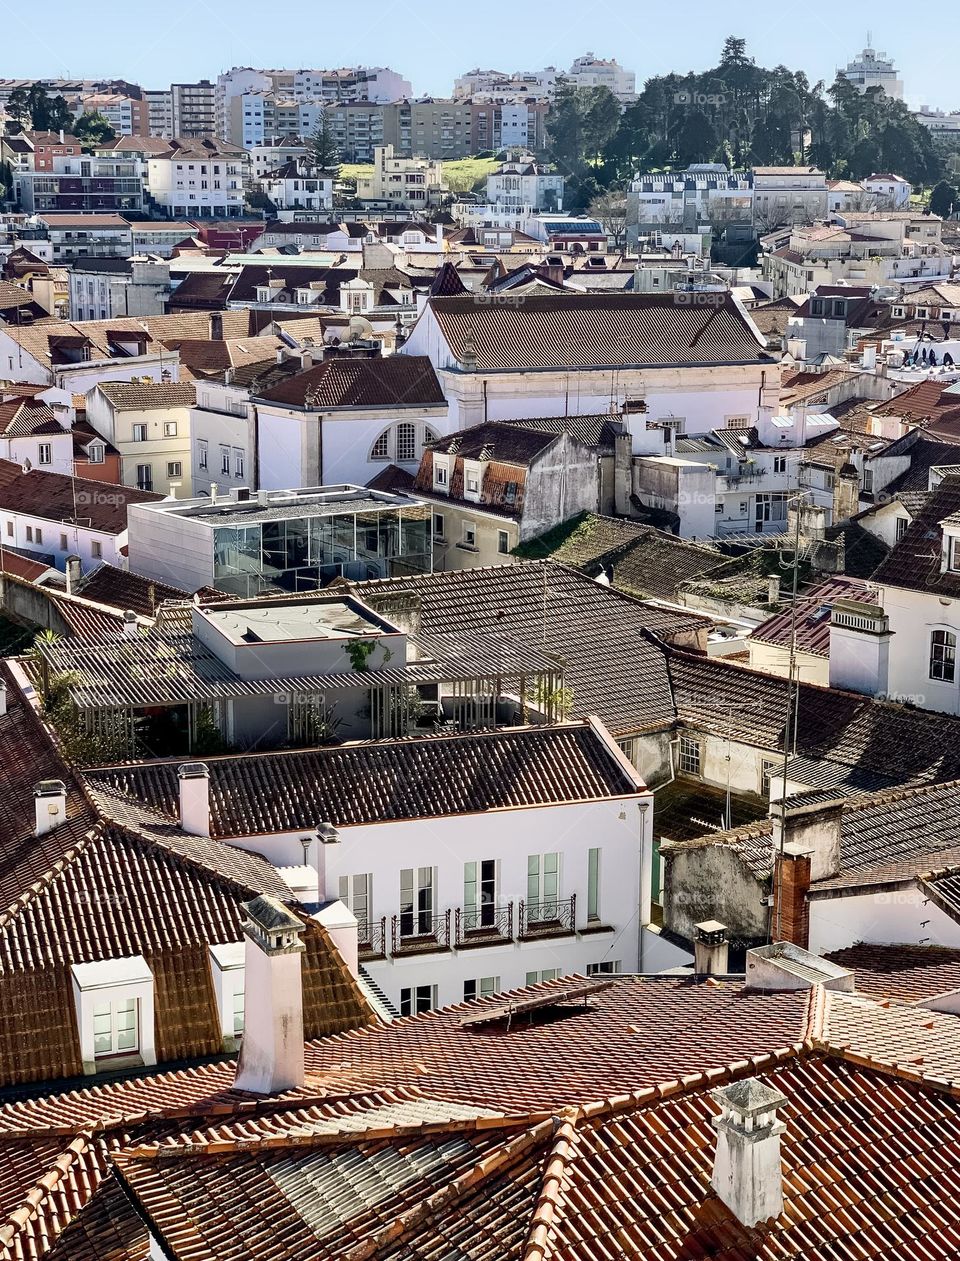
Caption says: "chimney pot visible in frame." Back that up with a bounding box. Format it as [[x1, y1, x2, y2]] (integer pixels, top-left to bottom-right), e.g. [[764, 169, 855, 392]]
[[694, 920, 729, 975], [710, 1077, 787, 1227], [122, 609, 138, 639], [34, 779, 67, 837], [178, 761, 210, 837], [0, 681, 7, 717]]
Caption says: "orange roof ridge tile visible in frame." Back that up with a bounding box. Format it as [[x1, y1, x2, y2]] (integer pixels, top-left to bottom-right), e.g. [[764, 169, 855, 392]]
[[522, 1113, 579, 1261], [0, 1133, 94, 1249], [338, 1117, 560, 1261], [805, 981, 829, 1042]]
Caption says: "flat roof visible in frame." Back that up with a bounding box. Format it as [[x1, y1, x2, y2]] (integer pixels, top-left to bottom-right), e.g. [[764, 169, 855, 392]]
[[131, 485, 426, 528], [203, 600, 385, 645]]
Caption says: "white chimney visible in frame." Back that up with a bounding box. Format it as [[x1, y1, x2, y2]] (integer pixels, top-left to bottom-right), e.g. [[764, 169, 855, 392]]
[[234, 895, 306, 1094], [300, 349, 313, 370], [122, 609, 138, 640], [694, 920, 729, 975], [711, 1078, 787, 1227], [65, 555, 81, 595], [35, 779, 67, 837], [178, 762, 210, 837], [306, 820, 340, 901], [209, 482, 219, 505], [0, 681, 7, 717]]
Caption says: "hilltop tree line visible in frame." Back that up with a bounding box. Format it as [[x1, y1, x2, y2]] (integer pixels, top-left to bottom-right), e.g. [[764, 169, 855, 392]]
[[548, 37, 946, 212], [3, 84, 116, 150]]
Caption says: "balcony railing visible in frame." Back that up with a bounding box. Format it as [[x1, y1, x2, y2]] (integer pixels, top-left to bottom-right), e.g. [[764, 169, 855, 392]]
[[391, 908, 451, 955], [357, 916, 387, 961], [455, 902, 513, 947], [518, 894, 576, 939]]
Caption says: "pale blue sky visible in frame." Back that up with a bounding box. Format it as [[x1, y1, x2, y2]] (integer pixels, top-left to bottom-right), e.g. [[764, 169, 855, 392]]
[[5, 0, 956, 111]]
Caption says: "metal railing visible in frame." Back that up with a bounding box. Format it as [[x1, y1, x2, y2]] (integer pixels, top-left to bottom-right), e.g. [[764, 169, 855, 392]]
[[518, 894, 576, 938], [455, 902, 513, 946], [356, 916, 387, 960], [391, 908, 451, 954]]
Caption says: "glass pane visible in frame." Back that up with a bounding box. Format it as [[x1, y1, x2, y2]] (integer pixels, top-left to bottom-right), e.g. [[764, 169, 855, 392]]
[[464, 861, 477, 911], [94, 1031, 112, 1054], [588, 848, 600, 921]]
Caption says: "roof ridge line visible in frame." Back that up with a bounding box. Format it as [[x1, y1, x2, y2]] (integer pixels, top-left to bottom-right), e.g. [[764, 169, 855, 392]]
[[522, 1111, 579, 1261], [0, 826, 100, 932], [0, 1132, 94, 1249], [812, 1033, 960, 1095], [338, 1116, 560, 1261]]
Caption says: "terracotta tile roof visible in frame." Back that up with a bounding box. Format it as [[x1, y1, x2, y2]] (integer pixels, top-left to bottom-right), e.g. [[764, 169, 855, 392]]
[[352, 562, 685, 735], [824, 943, 960, 1003], [870, 473, 960, 594], [0, 398, 60, 438], [424, 293, 772, 371], [426, 421, 557, 465], [46, 594, 127, 641], [749, 576, 876, 657], [501, 413, 623, 448], [822, 989, 960, 1082], [0, 460, 161, 533], [172, 335, 283, 382], [0, 280, 45, 317], [73, 564, 189, 617], [0, 549, 55, 583], [779, 367, 854, 406], [667, 649, 960, 784], [94, 382, 196, 411], [82, 721, 644, 838], [365, 463, 416, 494], [257, 356, 445, 409]]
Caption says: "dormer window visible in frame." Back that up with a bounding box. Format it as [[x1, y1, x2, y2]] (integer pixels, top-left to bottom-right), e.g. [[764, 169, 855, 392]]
[[951, 536, 960, 572], [433, 455, 450, 492]]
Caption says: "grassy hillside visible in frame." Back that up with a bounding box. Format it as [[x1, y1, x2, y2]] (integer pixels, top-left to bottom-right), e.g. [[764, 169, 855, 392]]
[[340, 156, 498, 196]]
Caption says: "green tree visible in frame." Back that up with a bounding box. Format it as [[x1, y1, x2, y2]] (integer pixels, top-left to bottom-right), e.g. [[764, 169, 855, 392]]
[[73, 112, 117, 151], [581, 86, 621, 163], [307, 109, 340, 177], [5, 87, 31, 131], [930, 180, 957, 217], [674, 110, 717, 164], [45, 95, 74, 134]]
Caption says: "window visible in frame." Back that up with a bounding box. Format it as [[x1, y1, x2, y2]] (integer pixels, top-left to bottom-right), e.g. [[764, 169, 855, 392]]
[[951, 537, 960, 572], [434, 462, 448, 488], [498, 529, 510, 555], [88, 443, 105, 464], [930, 629, 957, 682], [232, 990, 244, 1035], [4, 523, 10, 538], [461, 522, 476, 548], [34, 528, 42, 545], [37, 443, 52, 465], [90, 540, 103, 560], [25, 526, 33, 543], [60, 533, 68, 550], [198, 441, 208, 470], [132, 423, 147, 442], [586, 961, 622, 976], [371, 429, 390, 460], [136, 464, 153, 491], [587, 848, 601, 922], [463, 976, 500, 1001], [167, 461, 182, 478], [163, 421, 178, 437], [339, 873, 372, 937], [400, 984, 436, 1016], [220, 448, 231, 475], [526, 969, 560, 985], [433, 512, 445, 538], [395, 422, 417, 463], [92, 996, 138, 1057], [679, 735, 701, 775], [896, 516, 908, 542], [761, 758, 780, 798], [400, 866, 434, 937], [527, 852, 559, 920], [862, 467, 874, 494], [464, 859, 496, 929], [466, 471, 480, 494], [773, 455, 787, 474]]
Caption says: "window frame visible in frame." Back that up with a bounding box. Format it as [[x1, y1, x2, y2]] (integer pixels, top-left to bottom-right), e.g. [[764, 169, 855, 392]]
[[930, 627, 957, 683], [679, 734, 701, 776]]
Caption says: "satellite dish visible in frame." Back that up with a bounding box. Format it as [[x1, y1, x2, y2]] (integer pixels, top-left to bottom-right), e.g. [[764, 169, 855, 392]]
[[348, 315, 375, 342]]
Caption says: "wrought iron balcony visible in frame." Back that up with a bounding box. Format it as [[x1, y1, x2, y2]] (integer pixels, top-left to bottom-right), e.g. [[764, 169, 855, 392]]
[[391, 908, 451, 955], [518, 894, 576, 939], [455, 902, 514, 948], [357, 916, 387, 961]]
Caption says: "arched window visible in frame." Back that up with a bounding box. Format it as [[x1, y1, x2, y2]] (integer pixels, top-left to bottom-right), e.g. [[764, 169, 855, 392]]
[[370, 429, 390, 460], [395, 422, 417, 463], [424, 426, 440, 445], [930, 628, 957, 682]]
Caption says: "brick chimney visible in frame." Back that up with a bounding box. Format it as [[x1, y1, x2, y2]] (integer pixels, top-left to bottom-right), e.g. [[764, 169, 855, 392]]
[[234, 895, 306, 1095], [710, 1078, 787, 1227], [771, 843, 811, 948], [694, 920, 729, 975], [178, 762, 210, 837]]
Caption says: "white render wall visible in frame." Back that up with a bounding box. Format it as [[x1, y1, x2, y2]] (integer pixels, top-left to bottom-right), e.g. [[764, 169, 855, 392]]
[[221, 796, 651, 1010], [809, 883, 960, 955], [874, 582, 960, 713]]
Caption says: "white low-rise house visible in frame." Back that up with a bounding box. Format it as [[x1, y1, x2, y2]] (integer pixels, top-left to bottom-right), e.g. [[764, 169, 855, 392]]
[[0, 319, 182, 391], [832, 474, 960, 715], [147, 138, 249, 219], [86, 720, 654, 1012], [0, 457, 160, 572], [253, 353, 450, 489], [486, 158, 563, 211], [628, 165, 753, 238], [257, 161, 333, 213], [0, 394, 77, 475], [752, 166, 828, 229], [190, 377, 257, 497], [862, 173, 912, 209], [68, 257, 171, 322], [400, 292, 780, 441]]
